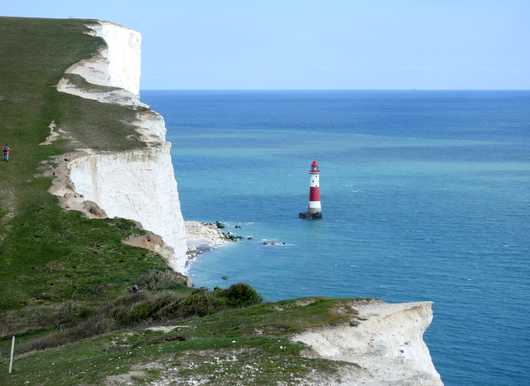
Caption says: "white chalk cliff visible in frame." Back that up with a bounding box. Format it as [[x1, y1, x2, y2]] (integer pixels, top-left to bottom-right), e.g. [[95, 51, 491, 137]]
[[52, 21, 188, 273], [293, 301, 443, 385]]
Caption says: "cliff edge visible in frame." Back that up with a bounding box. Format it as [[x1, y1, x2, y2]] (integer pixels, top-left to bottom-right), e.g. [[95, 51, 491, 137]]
[[293, 301, 443, 385], [48, 21, 188, 273]]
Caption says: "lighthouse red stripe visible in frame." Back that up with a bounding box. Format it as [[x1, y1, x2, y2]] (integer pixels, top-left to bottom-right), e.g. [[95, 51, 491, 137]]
[[309, 187, 320, 201]]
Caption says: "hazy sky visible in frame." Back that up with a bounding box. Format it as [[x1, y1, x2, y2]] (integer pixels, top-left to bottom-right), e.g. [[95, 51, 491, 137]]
[[4, 1, 530, 90]]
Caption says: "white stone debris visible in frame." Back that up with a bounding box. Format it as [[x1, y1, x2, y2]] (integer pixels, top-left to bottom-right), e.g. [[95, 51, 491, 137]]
[[185, 221, 229, 257], [39, 121, 62, 145]]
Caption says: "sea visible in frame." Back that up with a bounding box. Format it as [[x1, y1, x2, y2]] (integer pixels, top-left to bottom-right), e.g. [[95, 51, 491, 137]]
[[142, 90, 530, 386]]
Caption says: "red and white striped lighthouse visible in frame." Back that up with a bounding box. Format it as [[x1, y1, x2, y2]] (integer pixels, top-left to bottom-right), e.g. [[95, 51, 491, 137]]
[[299, 160, 322, 219]]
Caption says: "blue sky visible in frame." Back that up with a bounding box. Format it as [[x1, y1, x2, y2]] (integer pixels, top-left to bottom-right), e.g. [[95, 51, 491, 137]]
[[4, 0, 530, 90]]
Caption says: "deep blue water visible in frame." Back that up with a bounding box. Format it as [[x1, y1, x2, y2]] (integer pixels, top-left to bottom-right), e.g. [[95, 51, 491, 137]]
[[142, 90, 530, 386]]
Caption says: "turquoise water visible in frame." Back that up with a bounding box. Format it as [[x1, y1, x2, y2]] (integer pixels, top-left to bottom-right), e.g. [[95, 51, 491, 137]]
[[142, 91, 530, 386]]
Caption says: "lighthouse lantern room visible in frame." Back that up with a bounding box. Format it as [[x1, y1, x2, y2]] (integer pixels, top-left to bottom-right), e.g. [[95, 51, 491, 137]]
[[299, 160, 322, 219]]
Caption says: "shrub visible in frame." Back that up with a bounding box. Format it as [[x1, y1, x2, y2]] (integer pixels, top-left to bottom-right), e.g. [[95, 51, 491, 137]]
[[111, 292, 171, 325], [179, 291, 224, 317], [25, 283, 263, 352], [0, 301, 94, 337], [219, 283, 262, 307], [156, 290, 223, 319], [30, 313, 115, 351], [136, 270, 188, 291]]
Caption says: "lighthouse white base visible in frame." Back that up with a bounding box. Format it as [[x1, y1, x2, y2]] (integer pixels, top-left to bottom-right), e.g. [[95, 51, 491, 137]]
[[308, 201, 321, 211]]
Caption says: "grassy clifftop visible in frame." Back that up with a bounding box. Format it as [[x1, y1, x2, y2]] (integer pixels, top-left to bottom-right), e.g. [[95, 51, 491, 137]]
[[1, 296, 360, 385], [0, 17, 158, 312], [0, 17, 364, 385]]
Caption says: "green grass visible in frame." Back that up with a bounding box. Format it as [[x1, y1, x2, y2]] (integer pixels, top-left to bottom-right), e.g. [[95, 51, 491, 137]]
[[0, 333, 343, 386], [0, 298, 359, 386], [0, 17, 158, 313], [185, 297, 361, 337]]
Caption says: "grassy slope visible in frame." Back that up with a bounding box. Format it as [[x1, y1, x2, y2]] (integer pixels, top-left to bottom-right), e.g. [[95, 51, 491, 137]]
[[0, 17, 158, 312], [0, 17, 364, 385], [0, 298, 360, 385]]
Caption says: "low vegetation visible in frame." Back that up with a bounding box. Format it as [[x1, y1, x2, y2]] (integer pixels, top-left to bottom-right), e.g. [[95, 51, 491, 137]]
[[0, 294, 360, 385]]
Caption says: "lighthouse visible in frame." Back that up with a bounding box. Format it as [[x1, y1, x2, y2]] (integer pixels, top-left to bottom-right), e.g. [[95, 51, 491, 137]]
[[299, 160, 322, 219]]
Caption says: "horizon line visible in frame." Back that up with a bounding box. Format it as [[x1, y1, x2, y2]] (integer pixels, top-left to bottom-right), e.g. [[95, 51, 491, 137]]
[[141, 88, 530, 92]]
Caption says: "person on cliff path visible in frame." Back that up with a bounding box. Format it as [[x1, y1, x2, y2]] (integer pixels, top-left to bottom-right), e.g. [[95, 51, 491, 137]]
[[3, 144, 10, 161]]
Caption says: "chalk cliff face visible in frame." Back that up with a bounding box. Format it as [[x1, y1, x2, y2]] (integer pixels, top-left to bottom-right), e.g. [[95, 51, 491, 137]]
[[292, 301, 443, 385], [53, 22, 188, 273], [60, 22, 141, 95]]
